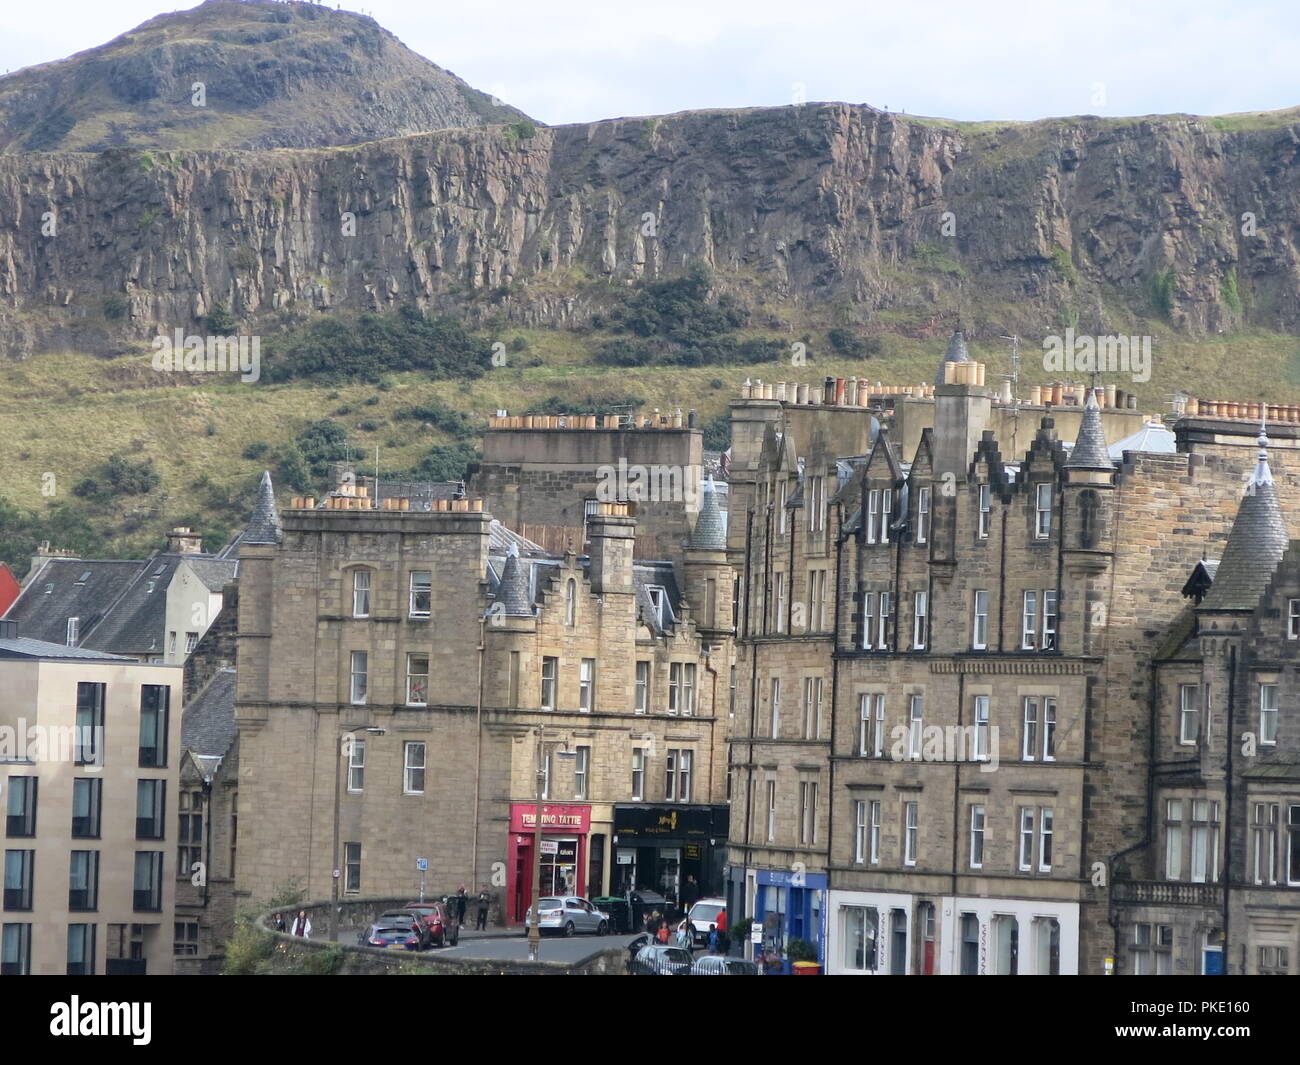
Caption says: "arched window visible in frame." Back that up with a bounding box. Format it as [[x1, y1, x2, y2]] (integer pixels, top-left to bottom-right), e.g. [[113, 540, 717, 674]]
[[1079, 490, 1099, 549], [565, 578, 577, 627]]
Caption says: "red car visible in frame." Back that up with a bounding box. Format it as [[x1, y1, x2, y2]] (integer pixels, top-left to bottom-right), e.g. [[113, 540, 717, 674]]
[[403, 901, 458, 947]]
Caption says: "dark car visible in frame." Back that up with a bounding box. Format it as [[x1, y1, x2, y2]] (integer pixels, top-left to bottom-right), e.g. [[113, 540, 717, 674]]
[[358, 922, 423, 950], [630, 944, 692, 975], [692, 954, 760, 975], [402, 901, 456, 947], [375, 910, 431, 950]]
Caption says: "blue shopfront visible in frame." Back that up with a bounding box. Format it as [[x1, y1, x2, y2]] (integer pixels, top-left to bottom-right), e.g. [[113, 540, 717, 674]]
[[754, 869, 827, 973]]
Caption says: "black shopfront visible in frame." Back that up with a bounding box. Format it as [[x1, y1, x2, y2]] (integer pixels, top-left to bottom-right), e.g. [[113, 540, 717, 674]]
[[612, 804, 729, 909]]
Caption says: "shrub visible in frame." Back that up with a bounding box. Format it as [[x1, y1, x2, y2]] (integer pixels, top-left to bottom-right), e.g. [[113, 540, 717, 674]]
[[242, 442, 270, 460], [205, 303, 238, 334], [103, 295, 129, 320], [1151, 270, 1176, 318], [393, 401, 478, 439]]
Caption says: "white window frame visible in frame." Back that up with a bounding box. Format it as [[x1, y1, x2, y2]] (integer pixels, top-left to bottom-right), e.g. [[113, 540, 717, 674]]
[[1179, 684, 1199, 746], [876, 591, 890, 650], [1042, 590, 1058, 650], [862, 591, 876, 650], [970, 805, 985, 869], [1165, 799, 1183, 880], [66, 617, 79, 647], [631, 748, 645, 801], [408, 570, 431, 618], [912, 590, 927, 650], [972, 590, 989, 650], [347, 739, 365, 793], [405, 652, 429, 707], [403, 742, 426, 795], [1018, 808, 1035, 872], [540, 656, 557, 710], [573, 746, 590, 801], [879, 488, 892, 544], [908, 694, 923, 760], [903, 801, 918, 866], [977, 484, 991, 539], [352, 569, 371, 618], [1021, 590, 1037, 650], [777, 480, 788, 535], [1289, 599, 1300, 639], [798, 780, 818, 845], [579, 658, 595, 713], [916, 486, 930, 545], [565, 578, 577, 627], [1261, 683, 1279, 746], [634, 661, 649, 714], [866, 490, 879, 545], [774, 572, 786, 633], [803, 676, 822, 739], [349, 650, 368, 705], [869, 800, 881, 864], [766, 780, 777, 843], [973, 695, 990, 761], [854, 801, 867, 864], [1038, 808, 1053, 872], [770, 677, 781, 738], [1022, 697, 1039, 761], [1043, 697, 1057, 761], [1035, 483, 1052, 539]]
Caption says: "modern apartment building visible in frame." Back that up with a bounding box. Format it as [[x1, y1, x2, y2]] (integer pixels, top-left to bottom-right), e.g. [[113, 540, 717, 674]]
[[0, 619, 182, 975]]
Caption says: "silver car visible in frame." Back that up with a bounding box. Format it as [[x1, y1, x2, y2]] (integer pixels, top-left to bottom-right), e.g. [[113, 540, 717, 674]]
[[692, 954, 760, 975], [523, 896, 611, 936]]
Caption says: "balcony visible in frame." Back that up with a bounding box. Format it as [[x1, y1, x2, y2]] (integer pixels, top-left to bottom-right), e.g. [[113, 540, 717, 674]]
[[1111, 880, 1224, 907]]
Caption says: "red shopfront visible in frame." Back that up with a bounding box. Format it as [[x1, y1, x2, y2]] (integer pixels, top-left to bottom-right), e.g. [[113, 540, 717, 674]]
[[508, 803, 592, 923]]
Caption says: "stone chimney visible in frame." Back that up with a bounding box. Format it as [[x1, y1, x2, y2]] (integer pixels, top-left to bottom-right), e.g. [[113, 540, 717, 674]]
[[166, 526, 204, 555], [932, 367, 993, 484], [587, 503, 636, 595]]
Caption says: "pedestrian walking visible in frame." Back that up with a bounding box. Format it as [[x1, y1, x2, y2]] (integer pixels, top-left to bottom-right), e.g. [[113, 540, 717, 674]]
[[716, 907, 729, 955], [475, 889, 490, 931], [655, 914, 671, 944], [290, 910, 311, 938], [455, 885, 468, 925], [676, 918, 693, 951], [272, 913, 286, 933], [681, 875, 700, 910], [707, 924, 719, 953]]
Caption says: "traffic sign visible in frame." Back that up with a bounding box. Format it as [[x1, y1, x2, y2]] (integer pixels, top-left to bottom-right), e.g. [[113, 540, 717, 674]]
[[416, 858, 428, 871]]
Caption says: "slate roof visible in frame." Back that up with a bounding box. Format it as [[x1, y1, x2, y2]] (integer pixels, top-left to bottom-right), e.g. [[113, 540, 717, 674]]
[[5, 559, 144, 647], [1065, 389, 1115, 470], [181, 668, 237, 758], [1199, 429, 1290, 612], [689, 477, 726, 551], [0, 636, 133, 661], [243, 471, 282, 545], [496, 544, 535, 616], [934, 329, 971, 386], [184, 557, 239, 592]]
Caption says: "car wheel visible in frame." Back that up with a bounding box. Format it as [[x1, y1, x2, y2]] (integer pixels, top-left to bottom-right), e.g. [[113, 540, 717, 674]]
[[597, 921, 608, 936], [563, 921, 576, 937]]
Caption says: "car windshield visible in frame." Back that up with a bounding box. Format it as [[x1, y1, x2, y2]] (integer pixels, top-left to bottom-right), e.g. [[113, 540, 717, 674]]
[[379, 912, 416, 921], [376, 927, 410, 936], [726, 960, 759, 975], [663, 949, 691, 963], [690, 903, 724, 923]]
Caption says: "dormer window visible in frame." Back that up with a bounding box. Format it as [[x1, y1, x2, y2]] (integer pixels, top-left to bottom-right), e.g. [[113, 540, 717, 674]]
[[647, 585, 669, 628], [565, 578, 577, 627], [66, 617, 79, 647], [777, 480, 788, 535], [76, 571, 91, 586], [978, 484, 992, 539]]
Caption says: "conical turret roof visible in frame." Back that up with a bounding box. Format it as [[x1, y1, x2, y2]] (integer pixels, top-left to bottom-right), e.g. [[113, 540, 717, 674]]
[[1200, 424, 1290, 612], [243, 471, 282, 545], [497, 542, 534, 616], [689, 476, 726, 551], [1066, 389, 1115, 469]]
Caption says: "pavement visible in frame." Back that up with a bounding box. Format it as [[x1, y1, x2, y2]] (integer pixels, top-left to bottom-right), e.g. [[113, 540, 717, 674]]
[[339, 922, 643, 963]]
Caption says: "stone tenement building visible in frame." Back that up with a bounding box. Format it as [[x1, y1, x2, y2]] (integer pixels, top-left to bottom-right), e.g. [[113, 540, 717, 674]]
[[233, 475, 734, 925], [724, 329, 1300, 975]]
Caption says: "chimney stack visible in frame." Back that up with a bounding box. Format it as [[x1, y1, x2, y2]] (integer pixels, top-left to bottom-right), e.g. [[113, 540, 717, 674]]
[[166, 526, 205, 555], [586, 503, 636, 596]]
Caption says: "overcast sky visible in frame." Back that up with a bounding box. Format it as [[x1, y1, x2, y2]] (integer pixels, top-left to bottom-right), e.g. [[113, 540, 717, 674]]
[[3, 0, 1298, 126]]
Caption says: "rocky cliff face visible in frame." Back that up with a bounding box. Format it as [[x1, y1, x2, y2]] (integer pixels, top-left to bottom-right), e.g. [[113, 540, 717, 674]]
[[2, 103, 1298, 357], [0, 0, 529, 154]]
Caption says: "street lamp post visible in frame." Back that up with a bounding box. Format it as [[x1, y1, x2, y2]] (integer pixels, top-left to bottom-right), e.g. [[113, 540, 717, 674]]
[[331, 724, 385, 944], [526, 728, 572, 962]]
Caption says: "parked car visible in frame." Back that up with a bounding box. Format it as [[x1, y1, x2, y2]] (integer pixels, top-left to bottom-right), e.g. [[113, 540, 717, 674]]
[[402, 901, 456, 947], [375, 910, 431, 950], [630, 943, 693, 975], [685, 898, 727, 946], [523, 896, 611, 936], [358, 922, 423, 950], [692, 954, 760, 975]]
